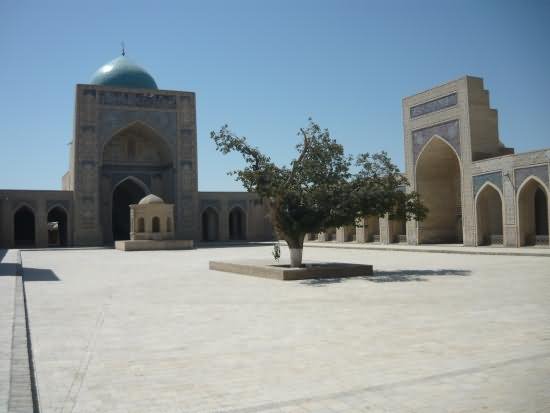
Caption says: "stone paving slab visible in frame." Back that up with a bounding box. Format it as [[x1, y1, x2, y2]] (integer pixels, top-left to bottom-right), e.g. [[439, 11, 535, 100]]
[[20, 246, 550, 412], [0, 249, 16, 413], [0, 249, 36, 413]]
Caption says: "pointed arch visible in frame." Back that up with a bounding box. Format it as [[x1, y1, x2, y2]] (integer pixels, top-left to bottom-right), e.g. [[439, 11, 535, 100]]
[[228, 206, 247, 241], [415, 135, 463, 244], [517, 175, 549, 246], [415, 135, 462, 176], [102, 121, 174, 167], [47, 205, 69, 247], [475, 181, 504, 246], [201, 207, 220, 241], [111, 175, 151, 197], [112, 177, 148, 241], [13, 204, 36, 247], [102, 120, 173, 155]]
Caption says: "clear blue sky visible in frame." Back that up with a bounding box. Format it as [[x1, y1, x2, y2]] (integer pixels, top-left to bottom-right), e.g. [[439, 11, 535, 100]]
[[1, 0, 549, 191]]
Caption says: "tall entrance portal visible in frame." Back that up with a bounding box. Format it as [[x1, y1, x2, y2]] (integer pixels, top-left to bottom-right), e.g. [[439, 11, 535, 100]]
[[112, 179, 146, 241], [416, 137, 462, 244]]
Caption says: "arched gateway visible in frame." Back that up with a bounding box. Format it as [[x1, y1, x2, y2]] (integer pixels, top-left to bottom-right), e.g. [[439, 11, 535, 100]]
[[476, 183, 504, 245], [112, 178, 147, 241], [14, 206, 36, 247], [415, 137, 462, 244], [518, 178, 549, 246]]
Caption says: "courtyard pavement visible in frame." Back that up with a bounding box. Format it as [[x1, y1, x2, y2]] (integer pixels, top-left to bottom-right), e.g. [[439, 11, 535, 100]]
[[19, 246, 550, 412]]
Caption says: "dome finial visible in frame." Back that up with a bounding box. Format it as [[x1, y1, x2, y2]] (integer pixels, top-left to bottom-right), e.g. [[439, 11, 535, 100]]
[[121, 41, 125, 56]]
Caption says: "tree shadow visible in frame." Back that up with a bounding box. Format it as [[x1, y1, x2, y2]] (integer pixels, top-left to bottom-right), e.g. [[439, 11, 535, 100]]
[[301, 268, 471, 286], [23, 267, 60, 282]]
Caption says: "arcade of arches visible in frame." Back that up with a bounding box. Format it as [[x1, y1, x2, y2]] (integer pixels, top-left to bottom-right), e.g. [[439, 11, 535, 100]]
[[200, 207, 247, 242]]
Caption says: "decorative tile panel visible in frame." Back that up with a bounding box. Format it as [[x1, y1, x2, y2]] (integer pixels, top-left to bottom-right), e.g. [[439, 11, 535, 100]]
[[97, 109, 177, 146], [514, 165, 549, 191], [412, 120, 460, 163], [410, 93, 457, 118], [473, 172, 503, 195], [98, 91, 176, 109]]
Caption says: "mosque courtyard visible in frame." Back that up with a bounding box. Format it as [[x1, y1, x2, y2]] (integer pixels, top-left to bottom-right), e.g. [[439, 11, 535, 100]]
[[14, 245, 550, 412]]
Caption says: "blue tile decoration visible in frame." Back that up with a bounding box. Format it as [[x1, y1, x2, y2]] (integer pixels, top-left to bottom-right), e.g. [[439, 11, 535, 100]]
[[514, 165, 549, 191], [413, 119, 460, 163], [473, 172, 503, 195], [410, 93, 457, 118], [97, 109, 177, 147]]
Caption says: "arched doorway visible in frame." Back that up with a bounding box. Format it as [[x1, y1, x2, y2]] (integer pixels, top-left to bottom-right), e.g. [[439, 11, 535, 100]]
[[112, 178, 146, 241], [416, 137, 462, 243], [518, 178, 549, 246], [391, 219, 406, 243], [14, 206, 36, 247], [476, 184, 503, 246], [201, 208, 219, 241], [229, 207, 246, 240], [366, 216, 380, 242], [47, 206, 68, 247]]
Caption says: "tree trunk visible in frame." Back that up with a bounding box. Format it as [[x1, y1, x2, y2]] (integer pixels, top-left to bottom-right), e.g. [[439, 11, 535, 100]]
[[289, 248, 303, 268], [285, 235, 305, 268]]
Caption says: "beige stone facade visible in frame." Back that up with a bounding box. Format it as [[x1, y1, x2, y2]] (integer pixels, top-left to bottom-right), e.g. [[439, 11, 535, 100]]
[[308, 76, 549, 248], [0, 57, 273, 248], [1, 71, 548, 249]]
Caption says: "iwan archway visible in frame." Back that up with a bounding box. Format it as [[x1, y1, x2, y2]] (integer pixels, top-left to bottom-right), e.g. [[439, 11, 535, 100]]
[[517, 177, 549, 246], [475, 183, 504, 246], [415, 136, 462, 244]]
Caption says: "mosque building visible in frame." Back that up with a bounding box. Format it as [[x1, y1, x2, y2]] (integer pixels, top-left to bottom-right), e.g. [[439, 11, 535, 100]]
[[0, 53, 273, 248], [0, 55, 548, 248]]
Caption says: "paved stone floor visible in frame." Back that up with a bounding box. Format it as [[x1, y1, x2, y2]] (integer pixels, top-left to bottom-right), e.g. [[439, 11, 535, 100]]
[[0, 250, 16, 412], [20, 246, 550, 413]]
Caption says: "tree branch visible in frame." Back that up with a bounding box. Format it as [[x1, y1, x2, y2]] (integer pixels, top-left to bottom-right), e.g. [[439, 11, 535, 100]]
[[286, 128, 309, 186]]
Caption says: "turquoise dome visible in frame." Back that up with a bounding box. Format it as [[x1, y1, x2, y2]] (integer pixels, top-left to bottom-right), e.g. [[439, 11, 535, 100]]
[[90, 55, 158, 89]]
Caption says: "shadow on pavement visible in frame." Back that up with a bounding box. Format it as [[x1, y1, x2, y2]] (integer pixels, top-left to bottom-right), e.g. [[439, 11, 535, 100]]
[[23, 267, 60, 282], [301, 268, 471, 286]]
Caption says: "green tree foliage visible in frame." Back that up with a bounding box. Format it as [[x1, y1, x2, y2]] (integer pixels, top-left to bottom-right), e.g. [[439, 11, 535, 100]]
[[211, 120, 427, 253]]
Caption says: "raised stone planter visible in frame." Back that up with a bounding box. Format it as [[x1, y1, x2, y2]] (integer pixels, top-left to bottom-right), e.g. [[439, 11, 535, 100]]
[[209, 260, 373, 281]]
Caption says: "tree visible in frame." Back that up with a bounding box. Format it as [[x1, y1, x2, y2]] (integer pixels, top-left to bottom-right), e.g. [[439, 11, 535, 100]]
[[211, 120, 427, 267]]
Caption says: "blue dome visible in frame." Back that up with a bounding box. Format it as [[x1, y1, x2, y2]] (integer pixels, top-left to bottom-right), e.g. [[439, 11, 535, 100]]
[[90, 55, 158, 89]]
